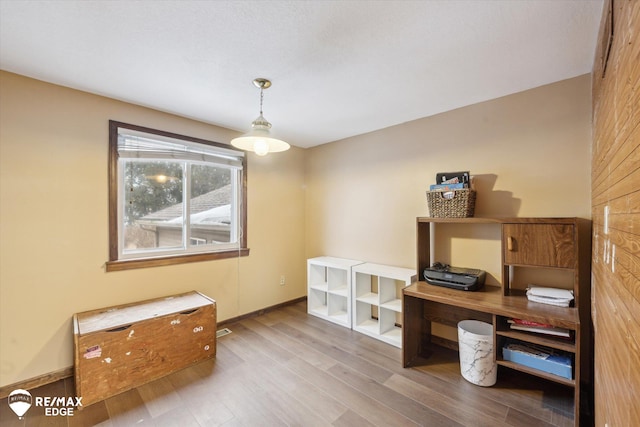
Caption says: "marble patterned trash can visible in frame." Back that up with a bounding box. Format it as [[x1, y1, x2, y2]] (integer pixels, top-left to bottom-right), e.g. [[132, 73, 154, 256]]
[[457, 320, 497, 386]]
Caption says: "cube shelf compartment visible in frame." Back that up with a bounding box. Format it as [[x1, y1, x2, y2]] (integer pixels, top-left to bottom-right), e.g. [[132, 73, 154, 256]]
[[307, 256, 363, 328], [352, 263, 416, 347]]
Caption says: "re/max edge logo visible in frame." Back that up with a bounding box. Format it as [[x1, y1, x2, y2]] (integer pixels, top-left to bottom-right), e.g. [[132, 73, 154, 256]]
[[8, 389, 83, 418]]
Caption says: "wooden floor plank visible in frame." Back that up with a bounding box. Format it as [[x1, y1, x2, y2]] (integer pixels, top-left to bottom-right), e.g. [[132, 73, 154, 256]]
[[284, 357, 420, 427], [227, 321, 297, 364], [327, 363, 464, 427], [213, 371, 288, 426], [149, 405, 201, 427], [383, 373, 511, 427], [348, 341, 513, 423], [217, 335, 338, 426], [332, 409, 376, 427], [505, 406, 556, 427], [227, 320, 350, 423], [169, 370, 235, 426], [103, 388, 152, 427], [135, 376, 181, 418], [0, 300, 577, 426], [414, 356, 573, 424], [272, 321, 394, 384], [244, 316, 338, 370]]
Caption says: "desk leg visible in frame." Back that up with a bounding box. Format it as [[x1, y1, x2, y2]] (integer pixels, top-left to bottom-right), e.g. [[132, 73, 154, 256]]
[[403, 294, 431, 367]]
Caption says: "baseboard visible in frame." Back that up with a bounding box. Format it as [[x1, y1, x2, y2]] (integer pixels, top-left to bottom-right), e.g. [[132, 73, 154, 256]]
[[0, 296, 307, 398], [218, 296, 307, 327], [0, 366, 74, 399]]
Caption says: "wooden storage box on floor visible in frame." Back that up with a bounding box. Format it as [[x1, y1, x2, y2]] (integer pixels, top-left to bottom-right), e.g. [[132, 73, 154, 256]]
[[73, 291, 216, 407]]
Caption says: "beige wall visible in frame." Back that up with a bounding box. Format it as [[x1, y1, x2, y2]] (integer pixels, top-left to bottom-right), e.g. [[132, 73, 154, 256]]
[[305, 74, 592, 266], [1, 71, 592, 388], [305, 75, 592, 339], [0, 71, 307, 387]]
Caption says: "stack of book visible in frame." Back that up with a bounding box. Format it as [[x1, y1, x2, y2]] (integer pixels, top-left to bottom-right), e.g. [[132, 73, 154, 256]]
[[508, 318, 571, 338]]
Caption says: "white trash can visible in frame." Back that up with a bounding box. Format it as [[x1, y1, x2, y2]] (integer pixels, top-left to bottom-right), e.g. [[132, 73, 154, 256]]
[[457, 320, 497, 387]]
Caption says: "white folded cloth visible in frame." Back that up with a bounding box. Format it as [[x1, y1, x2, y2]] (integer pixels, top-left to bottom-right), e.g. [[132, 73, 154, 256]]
[[526, 286, 574, 307]]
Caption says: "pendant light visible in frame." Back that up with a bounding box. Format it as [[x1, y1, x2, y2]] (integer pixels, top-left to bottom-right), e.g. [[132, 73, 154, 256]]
[[231, 78, 290, 156]]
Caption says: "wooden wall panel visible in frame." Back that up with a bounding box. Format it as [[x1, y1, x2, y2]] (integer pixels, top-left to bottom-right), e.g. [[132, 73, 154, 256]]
[[593, 266, 631, 427], [591, 1, 640, 426], [630, 329, 640, 427]]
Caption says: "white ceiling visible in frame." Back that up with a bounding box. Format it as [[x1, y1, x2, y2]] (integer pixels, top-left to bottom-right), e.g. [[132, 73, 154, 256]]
[[0, 0, 604, 148]]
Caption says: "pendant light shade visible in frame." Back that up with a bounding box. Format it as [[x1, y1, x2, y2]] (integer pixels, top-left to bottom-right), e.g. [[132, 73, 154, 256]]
[[231, 78, 290, 156]]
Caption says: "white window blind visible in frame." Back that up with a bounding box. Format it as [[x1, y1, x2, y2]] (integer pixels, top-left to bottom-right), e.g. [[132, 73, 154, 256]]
[[117, 130, 244, 168]]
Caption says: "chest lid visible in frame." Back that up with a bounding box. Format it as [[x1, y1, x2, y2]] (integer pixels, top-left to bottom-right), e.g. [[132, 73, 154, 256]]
[[74, 291, 214, 335]]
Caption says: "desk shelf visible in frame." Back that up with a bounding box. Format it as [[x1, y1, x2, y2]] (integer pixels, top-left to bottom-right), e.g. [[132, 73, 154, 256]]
[[404, 217, 591, 426], [496, 359, 576, 387], [404, 282, 579, 330], [495, 315, 577, 354]]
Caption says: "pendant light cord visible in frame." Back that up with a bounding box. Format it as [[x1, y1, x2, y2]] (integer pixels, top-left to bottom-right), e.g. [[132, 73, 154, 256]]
[[259, 87, 264, 116]]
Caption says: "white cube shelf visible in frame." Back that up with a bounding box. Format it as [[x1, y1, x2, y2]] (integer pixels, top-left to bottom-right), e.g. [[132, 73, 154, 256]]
[[307, 257, 363, 328], [352, 263, 416, 348]]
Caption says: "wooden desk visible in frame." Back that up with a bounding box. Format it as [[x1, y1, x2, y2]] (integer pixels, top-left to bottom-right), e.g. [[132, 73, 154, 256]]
[[405, 217, 591, 426], [402, 281, 583, 424], [402, 281, 579, 367]]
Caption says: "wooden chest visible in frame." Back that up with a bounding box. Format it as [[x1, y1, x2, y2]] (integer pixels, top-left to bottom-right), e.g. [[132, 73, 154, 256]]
[[73, 291, 216, 407]]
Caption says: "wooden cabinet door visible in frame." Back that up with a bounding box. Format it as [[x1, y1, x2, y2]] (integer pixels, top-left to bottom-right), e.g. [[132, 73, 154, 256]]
[[503, 224, 575, 268]]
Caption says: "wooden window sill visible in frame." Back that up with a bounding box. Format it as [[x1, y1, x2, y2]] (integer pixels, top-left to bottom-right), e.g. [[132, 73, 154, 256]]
[[106, 248, 250, 272]]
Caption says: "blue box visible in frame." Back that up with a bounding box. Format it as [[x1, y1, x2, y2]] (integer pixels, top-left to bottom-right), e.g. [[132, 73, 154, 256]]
[[502, 343, 573, 380]]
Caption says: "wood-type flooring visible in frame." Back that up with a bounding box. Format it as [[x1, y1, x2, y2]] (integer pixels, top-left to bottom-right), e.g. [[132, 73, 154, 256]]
[[0, 301, 577, 426]]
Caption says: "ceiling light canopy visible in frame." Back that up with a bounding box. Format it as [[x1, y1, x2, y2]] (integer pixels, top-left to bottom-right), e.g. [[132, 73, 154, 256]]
[[231, 78, 290, 156]]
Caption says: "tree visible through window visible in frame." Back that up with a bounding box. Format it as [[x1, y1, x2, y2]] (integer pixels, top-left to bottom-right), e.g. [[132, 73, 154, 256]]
[[107, 121, 248, 271]]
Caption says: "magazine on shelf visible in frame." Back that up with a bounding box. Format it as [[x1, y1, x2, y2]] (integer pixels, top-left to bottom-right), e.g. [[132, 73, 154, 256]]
[[428, 171, 473, 200], [508, 318, 572, 338]]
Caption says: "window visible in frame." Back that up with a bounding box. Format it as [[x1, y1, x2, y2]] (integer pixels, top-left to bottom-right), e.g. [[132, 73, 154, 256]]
[[107, 121, 248, 271]]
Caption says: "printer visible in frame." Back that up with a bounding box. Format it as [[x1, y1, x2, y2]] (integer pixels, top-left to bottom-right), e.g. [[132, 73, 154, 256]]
[[423, 262, 486, 291]]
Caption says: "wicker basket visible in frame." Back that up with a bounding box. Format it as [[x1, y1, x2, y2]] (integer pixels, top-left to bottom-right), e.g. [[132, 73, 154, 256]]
[[426, 189, 476, 218]]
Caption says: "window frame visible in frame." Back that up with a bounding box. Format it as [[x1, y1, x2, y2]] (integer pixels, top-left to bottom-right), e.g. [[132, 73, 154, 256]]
[[107, 121, 248, 272]]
